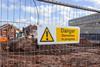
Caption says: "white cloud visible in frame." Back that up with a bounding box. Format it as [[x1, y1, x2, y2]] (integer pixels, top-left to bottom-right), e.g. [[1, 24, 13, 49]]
[[9, 0, 18, 3], [0, 0, 96, 26], [21, 4, 95, 26], [74, 0, 100, 4], [14, 17, 39, 25], [0, 3, 18, 10], [0, 4, 7, 9], [22, 5, 55, 17], [22, 6, 37, 14], [9, 4, 18, 10], [22, 5, 71, 17], [86, 0, 100, 4], [15, 18, 27, 23], [75, 0, 100, 8]]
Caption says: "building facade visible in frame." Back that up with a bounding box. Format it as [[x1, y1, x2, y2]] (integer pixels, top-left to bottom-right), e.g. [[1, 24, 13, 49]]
[[0, 24, 21, 40], [69, 13, 100, 41]]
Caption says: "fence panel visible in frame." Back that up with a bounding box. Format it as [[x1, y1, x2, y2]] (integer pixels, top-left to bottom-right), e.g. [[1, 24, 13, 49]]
[[0, 0, 100, 67]]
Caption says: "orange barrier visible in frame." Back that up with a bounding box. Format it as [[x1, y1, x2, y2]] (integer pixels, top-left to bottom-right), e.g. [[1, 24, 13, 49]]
[[0, 37, 8, 43]]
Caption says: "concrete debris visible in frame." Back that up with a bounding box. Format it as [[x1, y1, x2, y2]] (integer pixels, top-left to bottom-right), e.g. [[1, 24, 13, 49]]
[[0, 47, 100, 67]]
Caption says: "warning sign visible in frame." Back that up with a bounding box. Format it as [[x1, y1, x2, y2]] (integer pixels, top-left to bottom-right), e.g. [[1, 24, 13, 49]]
[[56, 27, 80, 43], [38, 24, 80, 45], [40, 27, 54, 42]]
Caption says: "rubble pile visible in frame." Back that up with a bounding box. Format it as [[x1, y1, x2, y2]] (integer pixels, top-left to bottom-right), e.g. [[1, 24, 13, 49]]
[[0, 47, 100, 67]]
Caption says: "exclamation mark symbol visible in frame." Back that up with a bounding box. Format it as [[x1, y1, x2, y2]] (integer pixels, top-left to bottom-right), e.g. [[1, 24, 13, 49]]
[[46, 30, 48, 41]]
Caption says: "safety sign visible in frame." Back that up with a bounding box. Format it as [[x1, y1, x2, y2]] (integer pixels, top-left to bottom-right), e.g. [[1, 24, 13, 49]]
[[38, 24, 80, 45], [56, 27, 79, 42], [40, 27, 54, 42]]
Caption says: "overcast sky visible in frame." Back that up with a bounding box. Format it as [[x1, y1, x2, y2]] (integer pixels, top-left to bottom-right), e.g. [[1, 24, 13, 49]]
[[0, 0, 99, 28]]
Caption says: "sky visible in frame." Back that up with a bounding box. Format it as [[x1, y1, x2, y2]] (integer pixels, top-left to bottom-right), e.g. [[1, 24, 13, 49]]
[[0, 0, 99, 28]]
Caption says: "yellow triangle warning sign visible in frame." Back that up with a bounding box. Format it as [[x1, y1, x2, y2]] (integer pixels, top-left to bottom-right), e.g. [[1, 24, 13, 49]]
[[40, 27, 54, 42]]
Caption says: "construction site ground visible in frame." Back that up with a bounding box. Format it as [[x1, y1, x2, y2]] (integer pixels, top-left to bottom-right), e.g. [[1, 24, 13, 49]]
[[0, 46, 100, 67]]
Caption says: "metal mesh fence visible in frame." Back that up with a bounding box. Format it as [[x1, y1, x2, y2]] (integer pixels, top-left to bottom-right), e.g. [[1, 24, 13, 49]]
[[0, 0, 100, 67]]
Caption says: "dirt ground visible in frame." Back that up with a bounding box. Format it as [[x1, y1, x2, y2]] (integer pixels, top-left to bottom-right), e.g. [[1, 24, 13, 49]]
[[0, 46, 100, 67]]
